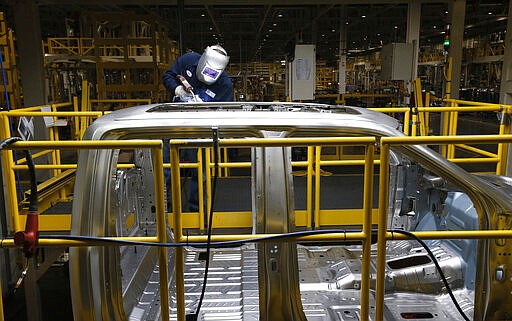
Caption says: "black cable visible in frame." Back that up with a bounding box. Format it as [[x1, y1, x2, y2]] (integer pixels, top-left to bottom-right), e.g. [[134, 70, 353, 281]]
[[0, 137, 37, 212], [25, 148, 38, 213], [1, 137, 39, 297], [388, 229, 471, 321], [15, 229, 347, 248], [190, 127, 220, 321], [0, 137, 22, 150]]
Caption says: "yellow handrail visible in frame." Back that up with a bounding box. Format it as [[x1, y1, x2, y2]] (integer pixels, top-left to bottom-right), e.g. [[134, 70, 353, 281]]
[[1, 100, 510, 233], [375, 133, 512, 321], [3, 136, 512, 320]]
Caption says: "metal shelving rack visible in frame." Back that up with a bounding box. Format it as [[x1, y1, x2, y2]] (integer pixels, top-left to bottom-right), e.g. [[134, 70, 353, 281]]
[[0, 12, 22, 110]]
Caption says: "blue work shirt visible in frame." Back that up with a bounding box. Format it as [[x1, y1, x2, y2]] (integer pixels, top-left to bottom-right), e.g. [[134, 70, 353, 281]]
[[163, 52, 233, 102]]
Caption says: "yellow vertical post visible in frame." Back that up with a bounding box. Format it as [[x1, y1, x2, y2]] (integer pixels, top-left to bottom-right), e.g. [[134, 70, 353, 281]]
[[447, 105, 454, 158], [314, 146, 322, 228], [403, 110, 410, 136], [306, 146, 314, 229], [47, 117, 58, 176], [441, 57, 453, 158], [198, 148, 205, 230], [411, 110, 418, 137], [448, 101, 458, 159], [170, 143, 186, 321], [205, 148, 212, 230], [80, 80, 91, 137], [80, 81, 86, 136], [376, 142, 390, 321], [0, 113, 20, 232], [152, 145, 170, 321], [441, 110, 450, 158], [419, 110, 426, 136], [360, 143, 375, 321], [51, 104, 62, 178], [496, 106, 510, 175], [414, 78, 427, 137]]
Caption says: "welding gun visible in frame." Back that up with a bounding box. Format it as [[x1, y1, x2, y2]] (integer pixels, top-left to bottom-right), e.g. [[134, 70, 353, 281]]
[[177, 75, 200, 102]]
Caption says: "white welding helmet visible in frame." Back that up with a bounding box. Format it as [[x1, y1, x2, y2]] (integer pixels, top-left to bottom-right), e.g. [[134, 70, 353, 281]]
[[196, 45, 230, 85]]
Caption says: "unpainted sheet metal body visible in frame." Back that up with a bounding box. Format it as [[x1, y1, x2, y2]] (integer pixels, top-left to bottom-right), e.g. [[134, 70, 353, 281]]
[[69, 102, 512, 320]]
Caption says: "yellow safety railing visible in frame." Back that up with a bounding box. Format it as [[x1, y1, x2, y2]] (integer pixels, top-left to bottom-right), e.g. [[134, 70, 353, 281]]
[[369, 102, 509, 175], [1, 110, 381, 232], [0, 137, 376, 321], [0, 109, 103, 231], [1, 139, 170, 320], [0, 87, 155, 231], [317, 85, 508, 175], [2, 104, 510, 232], [375, 134, 512, 321], [2, 136, 512, 321], [167, 137, 376, 321], [442, 99, 510, 175]]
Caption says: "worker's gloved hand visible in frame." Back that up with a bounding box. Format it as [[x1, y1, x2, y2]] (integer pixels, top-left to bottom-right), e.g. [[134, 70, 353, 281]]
[[175, 85, 194, 101]]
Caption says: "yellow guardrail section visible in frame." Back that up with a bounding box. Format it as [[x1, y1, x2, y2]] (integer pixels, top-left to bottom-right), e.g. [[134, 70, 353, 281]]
[[1, 140, 170, 319], [375, 134, 512, 321], [0, 96, 153, 232], [0, 109, 103, 232], [369, 101, 510, 175], [1, 136, 512, 321], [1, 101, 511, 233], [318, 88, 510, 175], [0, 137, 375, 321]]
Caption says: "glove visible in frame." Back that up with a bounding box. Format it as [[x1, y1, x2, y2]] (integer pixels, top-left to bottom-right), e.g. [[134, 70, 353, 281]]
[[175, 85, 194, 101]]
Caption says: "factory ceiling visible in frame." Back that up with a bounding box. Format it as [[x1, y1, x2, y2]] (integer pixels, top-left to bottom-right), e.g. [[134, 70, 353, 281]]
[[2, 1, 510, 64]]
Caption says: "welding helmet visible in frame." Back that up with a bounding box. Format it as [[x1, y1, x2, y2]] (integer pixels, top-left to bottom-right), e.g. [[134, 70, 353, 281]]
[[196, 45, 230, 85]]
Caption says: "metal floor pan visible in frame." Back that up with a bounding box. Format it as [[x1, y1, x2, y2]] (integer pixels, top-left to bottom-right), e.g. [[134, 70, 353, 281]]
[[128, 244, 473, 321]]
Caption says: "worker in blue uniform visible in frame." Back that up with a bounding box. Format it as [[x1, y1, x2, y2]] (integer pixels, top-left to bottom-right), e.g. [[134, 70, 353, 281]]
[[163, 45, 233, 102], [162, 44, 232, 212]]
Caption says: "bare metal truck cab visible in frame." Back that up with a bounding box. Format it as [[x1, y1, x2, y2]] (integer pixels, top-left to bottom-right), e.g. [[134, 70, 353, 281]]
[[70, 102, 512, 320]]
